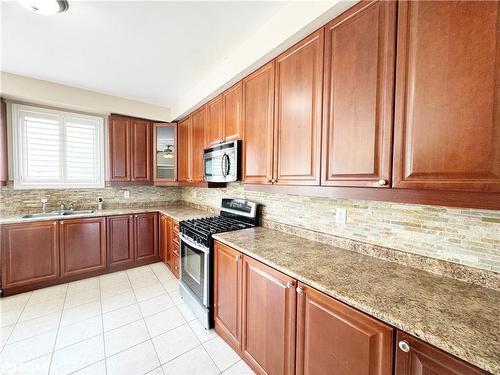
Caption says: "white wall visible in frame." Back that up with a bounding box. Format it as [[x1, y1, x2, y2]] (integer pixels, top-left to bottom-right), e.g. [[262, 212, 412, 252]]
[[0, 72, 171, 121]]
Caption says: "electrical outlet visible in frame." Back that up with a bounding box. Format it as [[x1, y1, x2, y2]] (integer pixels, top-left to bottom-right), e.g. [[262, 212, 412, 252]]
[[123, 190, 130, 198], [336, 208, 347, 225]]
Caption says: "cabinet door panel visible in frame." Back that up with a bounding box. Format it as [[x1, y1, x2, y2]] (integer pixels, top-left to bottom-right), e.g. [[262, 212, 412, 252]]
[[322, 1, 396, 187], [153, 123, 177, 183], [60, 218, 106, 277], [206, 96, 223, 146], [296, 282, 393, 375], [134, 213, 159, 261], [191, 107, 206, 182], [107, 215, 134, 268], [395, 331, 485, 375], [165, 216, 174, 270], [214, 242, 242, 352], [178, 117, 191, 182], [393, 1, 500, 192], [242, 256, 296, 375], [130, 119, 151, 182], [274, 30, 323, 185], [1, 222, 59, 288], [223, 82, 243, 141], [242, 62, 275, 184], [109, 115, 130, 182]]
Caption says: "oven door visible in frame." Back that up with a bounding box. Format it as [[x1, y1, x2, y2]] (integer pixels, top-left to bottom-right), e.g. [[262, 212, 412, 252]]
[[179, 233, 210, 307]]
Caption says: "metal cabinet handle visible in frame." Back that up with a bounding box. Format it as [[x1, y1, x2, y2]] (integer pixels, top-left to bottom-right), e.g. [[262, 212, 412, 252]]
[[296, 286, 303, 294], [398, 340, 410, 353], [286, 282, 293, 289], [378, 179, 388, 186]]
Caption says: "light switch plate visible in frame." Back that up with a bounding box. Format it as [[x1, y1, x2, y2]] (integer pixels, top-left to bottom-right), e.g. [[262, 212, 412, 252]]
[[336, 208, 347, 225], [123, 190, 130, 198]]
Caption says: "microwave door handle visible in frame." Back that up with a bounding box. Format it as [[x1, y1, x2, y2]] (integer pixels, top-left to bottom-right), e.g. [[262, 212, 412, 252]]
[[221, 154, 227, 178], [224, 154, 230, 176]]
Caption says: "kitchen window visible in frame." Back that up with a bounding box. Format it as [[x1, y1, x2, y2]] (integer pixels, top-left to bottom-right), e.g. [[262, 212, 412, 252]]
[[12, 104, 105, 189]]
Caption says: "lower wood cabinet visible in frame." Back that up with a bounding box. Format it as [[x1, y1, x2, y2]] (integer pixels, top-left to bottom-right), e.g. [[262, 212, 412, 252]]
[[159, 214, 168, 261], [1, 221, 59, 289], [107, 215, 135, 268], [296, 282, 393, 375], [60, 218, 106, 278], [214, 241, 243, 351], [160, 214, 180, 278], [134, 213, 159, 261], [242, 255, 297, 375], [395, 331, 486, 375]]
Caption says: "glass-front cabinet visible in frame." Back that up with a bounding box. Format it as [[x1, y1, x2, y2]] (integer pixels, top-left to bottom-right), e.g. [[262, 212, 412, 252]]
[[153, 123, 177, 184]]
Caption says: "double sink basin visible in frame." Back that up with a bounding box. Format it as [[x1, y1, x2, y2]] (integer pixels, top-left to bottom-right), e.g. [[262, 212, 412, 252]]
[[21, 210, 95, 219]]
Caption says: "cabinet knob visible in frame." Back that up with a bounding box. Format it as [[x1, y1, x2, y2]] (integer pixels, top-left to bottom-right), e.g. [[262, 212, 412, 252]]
[[267, 179, 272, 184], [129, 215, 133, 219], [128, 178, 131, 181], [398, 340, 410, 353], [378, 179, 388, 186], [296, 286, 303, 294], [235, 255, 241, 261], [53, 221, 57, 226], [272, 178, 278, 184], [286, 282, 294, 289], [60, 221, 64, 225]]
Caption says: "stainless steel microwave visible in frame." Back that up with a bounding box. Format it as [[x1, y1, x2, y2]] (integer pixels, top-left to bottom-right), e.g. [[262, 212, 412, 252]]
[[203, 140, 240, 183]]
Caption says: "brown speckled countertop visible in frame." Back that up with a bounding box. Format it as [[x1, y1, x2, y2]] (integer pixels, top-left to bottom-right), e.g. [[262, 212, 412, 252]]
[[213, 227, 500, 374], [0, 205, 211, 225]]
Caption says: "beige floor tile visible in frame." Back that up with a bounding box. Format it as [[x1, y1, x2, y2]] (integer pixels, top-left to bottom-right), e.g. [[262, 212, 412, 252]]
[[60, 300, 101, 327], [139, 294, 174, 317], [106, 340, 160, 375], [19, 297, 65, 322], [0, 307, 23, 327], [161, 279, 179, 293], [144, 306, 185, 338], [167, 289, 184, 306], [146, 367, 164, 375], [103, 303, 142, 332], [0, 330, 57, 364], [72, 360, 106, 375], [28, 284, 67, 305], [104, 320, 150, 357], [187, 319, 217, 343], [8, 311, 61, 344], [19, 353, 52, 375], [223, 360, 256, 375], [176, 303, 197, 322], [133, 283, 166, 302], [101, 290, 136, 313], [152, 324, 200, 364], [0, 324, 14, 349], [0, 292, 32, 312], [50, 335, 104, 375], [162, 346, 219, 375], [203, 336, 241, 372], [55, 315, 103, 350]]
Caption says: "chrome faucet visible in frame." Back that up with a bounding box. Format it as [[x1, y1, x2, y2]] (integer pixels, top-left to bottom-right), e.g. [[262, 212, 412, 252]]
[[41, 197, 48, 213], [69, 202, 75, 211]]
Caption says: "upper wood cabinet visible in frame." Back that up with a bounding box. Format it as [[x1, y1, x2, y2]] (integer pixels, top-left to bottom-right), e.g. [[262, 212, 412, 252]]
[[107, 215, 134, 269], [395, 331, 486, 375], [214, 242, 243, 353], [242, 255, 296, 375], [0, 99, 8, 186], [178, 117, 191, 183], [242, 61, 275, 184], [274, 29, 324, 185], [1, 221, 59, 289], [296, 282, 393, 375], [222, 82, 243, 142], [60, 218, 106, 278], [109, 114, 152, 184], [393, 1, 500, 192], [190, 107, 207, 182], [206, 96, 223, 147], [153, 123, 177, 184], [322, 1, 396, 188]]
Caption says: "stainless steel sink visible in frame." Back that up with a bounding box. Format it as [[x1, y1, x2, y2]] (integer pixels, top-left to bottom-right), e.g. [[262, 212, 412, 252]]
[[21, 210, 95, 219]]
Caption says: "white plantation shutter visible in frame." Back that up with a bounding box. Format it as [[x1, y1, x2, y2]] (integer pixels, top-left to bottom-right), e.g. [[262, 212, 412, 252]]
[[13, 104, 104, 189]]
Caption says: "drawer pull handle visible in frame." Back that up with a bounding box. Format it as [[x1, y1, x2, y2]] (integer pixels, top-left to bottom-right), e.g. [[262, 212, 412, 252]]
[[286, 282, 293, 289], [398, 340, 410, 353]]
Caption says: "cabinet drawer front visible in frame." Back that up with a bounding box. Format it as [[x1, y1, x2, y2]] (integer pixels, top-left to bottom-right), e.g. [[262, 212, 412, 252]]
[[172, 242, 179, 257], [172, 220, 179, 233], [1, 222, 59, 288]]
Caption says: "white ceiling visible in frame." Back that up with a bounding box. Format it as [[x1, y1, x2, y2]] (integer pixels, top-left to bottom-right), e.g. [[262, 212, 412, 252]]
[[1, 0, 286, 109]]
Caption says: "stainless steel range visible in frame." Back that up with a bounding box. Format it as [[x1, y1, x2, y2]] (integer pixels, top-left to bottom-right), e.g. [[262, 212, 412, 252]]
[[178, 198, 258, 329]]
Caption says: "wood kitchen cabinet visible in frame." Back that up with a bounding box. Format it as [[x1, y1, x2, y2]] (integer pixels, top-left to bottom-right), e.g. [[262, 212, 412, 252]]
[[206, 96, 223, 147], [242, 61, 275, 184], [273, 29, 323, 186], [109, 114, 152, 184], [242, 255, 296, 375], [1, 221, 59, 289], [0, 99, 7, 186], [134, 213, 159, 262], [161, 214, 180, 278], [153, 123, 177, 185], [191, 107, 206, 182], [395, 331, 486, 375], [214, 242, 243, 352], [107, 215, 134, 269], [159, 213, 168, 262], [322, 0, 396, 188], [296, 282, 393, 375], [178, 116, 191, 183], [170, 219, 180, 278], [393, 1, 500, 192], [60, 217, 106, 278]]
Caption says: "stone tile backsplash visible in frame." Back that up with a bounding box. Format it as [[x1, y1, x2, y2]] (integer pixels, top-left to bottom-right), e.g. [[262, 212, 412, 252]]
[[1, 180, 499, 274], [181, 183, 500, 273]]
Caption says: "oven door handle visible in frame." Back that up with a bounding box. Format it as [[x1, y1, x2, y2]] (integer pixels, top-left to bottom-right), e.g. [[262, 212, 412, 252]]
[[179, 233, 210, 254]]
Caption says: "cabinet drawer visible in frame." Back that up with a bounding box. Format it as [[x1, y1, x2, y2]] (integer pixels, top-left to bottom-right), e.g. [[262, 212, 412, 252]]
[[172, 232, 179, 247], [172, 242, 180, 257], [172, 221, 179, 233]]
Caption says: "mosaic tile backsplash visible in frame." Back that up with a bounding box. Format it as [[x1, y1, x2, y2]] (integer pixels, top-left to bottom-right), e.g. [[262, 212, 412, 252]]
[[181, 183, 500, 273], [1, 181, 499, 274]]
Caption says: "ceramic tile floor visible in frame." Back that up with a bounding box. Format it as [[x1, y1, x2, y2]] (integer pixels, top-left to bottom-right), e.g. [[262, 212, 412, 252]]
[[0, 262, 255, 375]]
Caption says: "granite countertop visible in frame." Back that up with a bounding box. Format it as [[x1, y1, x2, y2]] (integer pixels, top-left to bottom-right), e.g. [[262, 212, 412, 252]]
[[0, 205, 211, 224], [213, 227, 500, 374]]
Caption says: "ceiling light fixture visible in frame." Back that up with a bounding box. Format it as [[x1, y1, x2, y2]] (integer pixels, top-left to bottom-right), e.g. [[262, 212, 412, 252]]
[[18, 0, 69, 15]]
